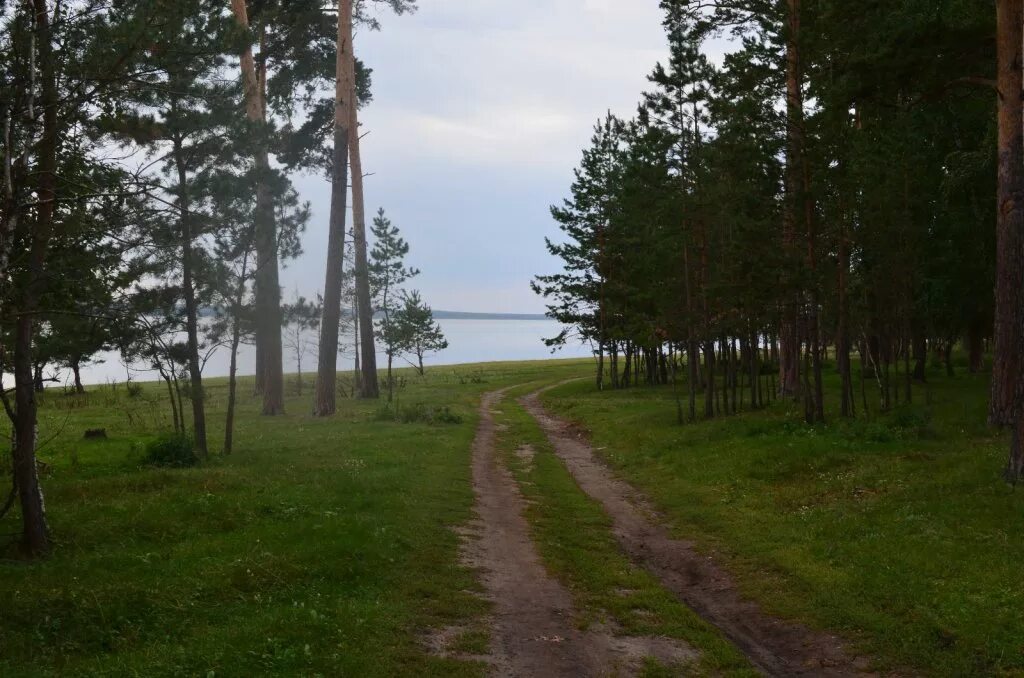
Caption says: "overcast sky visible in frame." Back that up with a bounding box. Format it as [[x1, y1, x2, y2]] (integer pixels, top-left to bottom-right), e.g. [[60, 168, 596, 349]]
[[282, 1, 668, 314]]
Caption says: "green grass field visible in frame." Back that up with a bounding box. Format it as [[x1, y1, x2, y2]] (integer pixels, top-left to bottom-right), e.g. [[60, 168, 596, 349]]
[[0, 361, 587, 677], [1, 356, 1021, 676], [541, 361, 1023, 676]]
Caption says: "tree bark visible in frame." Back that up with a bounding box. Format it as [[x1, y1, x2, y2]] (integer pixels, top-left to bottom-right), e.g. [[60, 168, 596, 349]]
[[779, 0, 804, 400], [838, 205, 852, 417], [12, 0, 58, 557], [72, 360, 84, 394], [993, 0, 1024, 480], [968, 323, 985, 373], [313, 0, 355, 416], [172, 134, 208, 456], [350, 82, 379, 399], [230, 0, 283, 415]]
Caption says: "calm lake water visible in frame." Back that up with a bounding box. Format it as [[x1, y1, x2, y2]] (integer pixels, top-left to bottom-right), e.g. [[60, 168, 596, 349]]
[[77, 318, 593, 386]]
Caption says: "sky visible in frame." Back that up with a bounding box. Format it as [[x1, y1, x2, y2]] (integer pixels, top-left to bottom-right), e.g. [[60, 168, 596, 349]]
[[283, 0, 669, 314]]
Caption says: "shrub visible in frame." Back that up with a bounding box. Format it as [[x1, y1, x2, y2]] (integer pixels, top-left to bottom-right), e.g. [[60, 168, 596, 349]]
[[126, 382, 144, 399], [374, 402, 464, 425], [145, 432, 198, 468]]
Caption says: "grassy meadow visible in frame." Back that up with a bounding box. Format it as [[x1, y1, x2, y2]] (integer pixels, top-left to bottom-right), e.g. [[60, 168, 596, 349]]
[[1, 354, 1021, 676], [0, 360, 588, 677], [542, 359, 1023, 676]]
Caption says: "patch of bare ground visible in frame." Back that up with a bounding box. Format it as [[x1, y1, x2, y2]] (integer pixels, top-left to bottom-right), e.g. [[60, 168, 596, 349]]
[[521, 387, 880, 677], [432, 388, 698, 677]]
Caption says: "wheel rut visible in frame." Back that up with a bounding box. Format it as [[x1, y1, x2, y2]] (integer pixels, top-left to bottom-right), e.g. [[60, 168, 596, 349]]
[[456, 389, 697, 677], [520, 386, 879, 678]]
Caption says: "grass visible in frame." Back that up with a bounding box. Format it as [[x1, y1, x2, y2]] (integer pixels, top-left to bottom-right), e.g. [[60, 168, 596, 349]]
[[5, 353, 1022, 676], [0, 360, 589, 677], [492, 384, 756, 676], [540, 359, 1024, 676]]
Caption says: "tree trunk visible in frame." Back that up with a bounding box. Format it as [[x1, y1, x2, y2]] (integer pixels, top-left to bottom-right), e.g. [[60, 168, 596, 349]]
[[350, 85, 379, 399], [12, 0, 58, 557], [353, 296, 362, 395], [164, 373, 181, 433], [230, 0, 283, 415], [838, 211, 852, 417], [779, 0, 804, 401], [224, 294, 243, 456], [313, 0, 355, 417], [387, 353, 394, 402], [72, 360, 83, 394], [912, 332, 927, 382], [968, 325, 984, 373], [172, 135, 208, 456], [993, 0, 1024, 480]]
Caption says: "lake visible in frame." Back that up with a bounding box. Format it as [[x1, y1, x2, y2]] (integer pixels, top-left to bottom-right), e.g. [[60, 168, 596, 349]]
[[76, 318, 593, 386]]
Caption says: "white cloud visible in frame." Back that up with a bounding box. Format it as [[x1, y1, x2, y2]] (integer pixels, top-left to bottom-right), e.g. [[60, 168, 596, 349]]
[[288, 1, 671, 313]]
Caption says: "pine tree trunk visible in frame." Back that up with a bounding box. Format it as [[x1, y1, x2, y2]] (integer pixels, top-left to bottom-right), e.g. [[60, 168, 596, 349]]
[[968, 324, 984, 373], [387, 353, 394, 402], [838, 210, 852, 417], [313, 0, 355, 417], [350, 87, 379, 399], [11, 0, 59, 557], [224, 289, 243, 455], [993, 0, 1024, 480], [779, 0, 804, 400], [72, 361, 84, 394], [172, 135, 208, 456], [991, 0, 1024, 483], [230, 0, 283, 415], [353, 297, 362, 395], [164, 374, 181, 433]]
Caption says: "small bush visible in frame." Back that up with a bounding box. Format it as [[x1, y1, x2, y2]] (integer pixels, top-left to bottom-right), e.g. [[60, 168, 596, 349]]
[[145, 432, 198, 468], [373, 402, 464, 425], [127, 382, 144, 399]]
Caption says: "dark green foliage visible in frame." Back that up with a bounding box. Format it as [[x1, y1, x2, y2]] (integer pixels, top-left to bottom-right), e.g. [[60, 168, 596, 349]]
[[144, 432, 198, 469], [538, 0, 1002, 430]]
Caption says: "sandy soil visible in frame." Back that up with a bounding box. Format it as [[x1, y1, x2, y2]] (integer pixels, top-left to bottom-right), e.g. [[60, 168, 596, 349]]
[[445, 389, 697, 677]]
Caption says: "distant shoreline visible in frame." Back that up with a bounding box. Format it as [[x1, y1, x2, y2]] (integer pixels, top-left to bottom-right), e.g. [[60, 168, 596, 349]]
[[432, 311, 549, 321]]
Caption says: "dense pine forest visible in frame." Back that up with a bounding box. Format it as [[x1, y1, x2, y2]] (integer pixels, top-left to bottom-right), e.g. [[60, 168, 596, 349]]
[[537, 0, 1024, 476]]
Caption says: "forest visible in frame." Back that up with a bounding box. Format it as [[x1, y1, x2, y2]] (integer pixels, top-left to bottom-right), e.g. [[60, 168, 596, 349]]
[[0, 0, 457, 559], [538, 0, 1021, 473], [3, 1, 1024, 676]]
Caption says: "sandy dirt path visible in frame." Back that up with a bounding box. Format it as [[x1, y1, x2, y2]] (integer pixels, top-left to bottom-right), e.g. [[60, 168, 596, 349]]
[[458, 389, 697, 677], [521, 387, 877, 677]]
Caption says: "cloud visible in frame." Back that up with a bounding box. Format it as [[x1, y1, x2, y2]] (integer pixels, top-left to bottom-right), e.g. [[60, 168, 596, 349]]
[[286, 1, 670, 314]]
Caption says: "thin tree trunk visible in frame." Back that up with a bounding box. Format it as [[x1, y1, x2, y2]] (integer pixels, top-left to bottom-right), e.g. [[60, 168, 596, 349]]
[[779, 0, 804, 400], [353, 295, 361, 395], [172, 135, 208, 456], [224, 256, 248, 456], [838, 206, 852, 417], [387, 353, 394, 402], [313, 0, 355, 416], [70, 360, 83, 394], [968, 323, 984, 373], [350, 80, 379, 399], [164, 373, 181, 433]]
